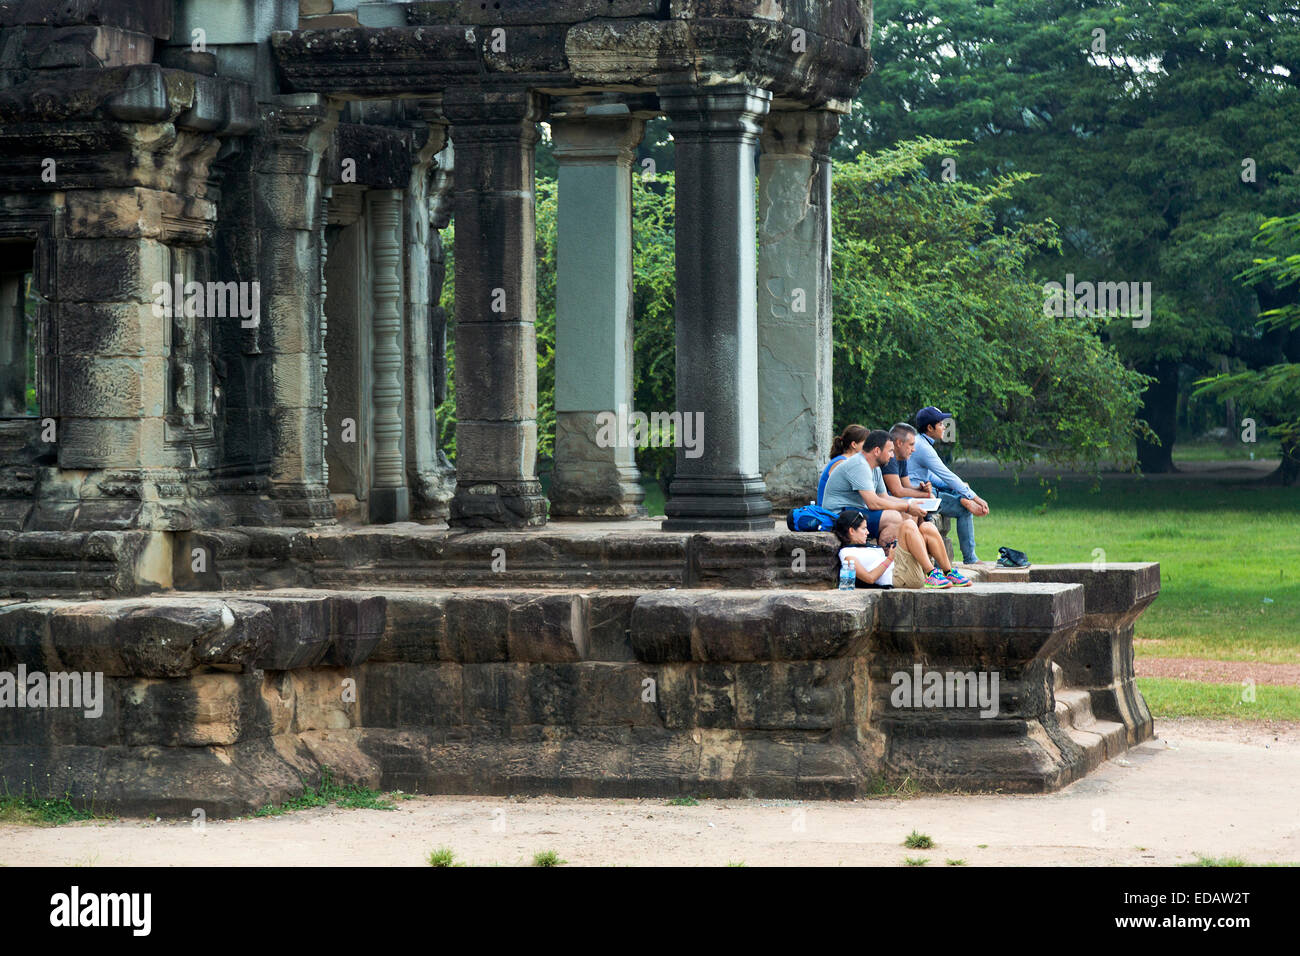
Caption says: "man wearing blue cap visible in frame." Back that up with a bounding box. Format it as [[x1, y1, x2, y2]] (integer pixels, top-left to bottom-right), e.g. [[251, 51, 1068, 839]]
[[907, 407, 989, 565]]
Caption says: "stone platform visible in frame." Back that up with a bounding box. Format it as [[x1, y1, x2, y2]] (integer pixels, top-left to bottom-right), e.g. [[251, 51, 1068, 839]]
[[0, 528, 1159, 815]]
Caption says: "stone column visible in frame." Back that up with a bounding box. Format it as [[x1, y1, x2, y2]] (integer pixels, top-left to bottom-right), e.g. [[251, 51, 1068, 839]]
[[257, 94, 338, 525], [757, 110, 840, 511], [658, 84, 774, 532], [549, 99, 647, 519], [403, 110, 455, 524], [443, 87, 547, 528], [366, 188, 408, 522]]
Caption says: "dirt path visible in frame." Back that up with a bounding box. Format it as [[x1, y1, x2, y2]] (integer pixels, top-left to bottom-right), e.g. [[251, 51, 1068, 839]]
[[2, 718, 1296, 867], [1136, 657, 1300, 685]]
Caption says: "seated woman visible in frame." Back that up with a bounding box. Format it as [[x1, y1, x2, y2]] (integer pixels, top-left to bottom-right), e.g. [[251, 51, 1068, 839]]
[[831, 509, 895, 588], [833, 509, 971, 589], [816, 424, 868, 507]]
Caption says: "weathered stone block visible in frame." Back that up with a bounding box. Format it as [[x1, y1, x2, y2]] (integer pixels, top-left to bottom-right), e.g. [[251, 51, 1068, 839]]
[[55, 237, 168, 303], [287, 667, 357, 731], [459, 661, 530, 727], [444, 592, 509, 661], [453, 320, 537, 421], [629, 592, 694, 662], [507, 592, 586, 661], [57, 355, 167, 418], [65, 188, 214, 240], [54, 301, 165, 357], [266, 350, 323, 409], [44, 597, 272, 677], [585, 590, 639, 661], [451, 421, 538, 478], [252, 595, 334, 669], [55, 416, 160, 469]]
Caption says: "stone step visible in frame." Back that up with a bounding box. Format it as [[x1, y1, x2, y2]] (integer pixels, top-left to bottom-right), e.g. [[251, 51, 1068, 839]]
[[1055, 686, 1096, 729], [1054, 687, 1129, 771]]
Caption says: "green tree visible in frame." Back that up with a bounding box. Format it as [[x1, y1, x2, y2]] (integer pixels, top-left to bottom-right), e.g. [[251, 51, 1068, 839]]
[[1195, 213, 1300, 484], [848, 0, 1300, 471], [832, 137, 1150, 465]]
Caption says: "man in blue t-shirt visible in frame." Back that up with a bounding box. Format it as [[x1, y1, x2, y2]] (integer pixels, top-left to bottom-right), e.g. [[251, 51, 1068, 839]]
[[822, 429, 928, 540]]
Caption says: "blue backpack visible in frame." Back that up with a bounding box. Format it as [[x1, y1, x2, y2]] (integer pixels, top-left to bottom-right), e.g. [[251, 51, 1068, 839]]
[[786, 505, 840, 532]]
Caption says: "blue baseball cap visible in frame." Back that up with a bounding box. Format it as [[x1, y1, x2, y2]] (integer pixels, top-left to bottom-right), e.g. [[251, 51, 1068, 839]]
[[916, 406, 953, 428]]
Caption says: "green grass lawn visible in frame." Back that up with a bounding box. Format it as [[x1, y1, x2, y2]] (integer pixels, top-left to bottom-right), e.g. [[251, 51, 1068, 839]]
[[1137, 678, 1300, 720], [1170, 438, 1281, 462], [972, 476, 1300, 664]]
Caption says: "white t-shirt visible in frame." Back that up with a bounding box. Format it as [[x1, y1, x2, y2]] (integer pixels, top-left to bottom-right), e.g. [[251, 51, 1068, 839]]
[[839, 546, 892, 587]]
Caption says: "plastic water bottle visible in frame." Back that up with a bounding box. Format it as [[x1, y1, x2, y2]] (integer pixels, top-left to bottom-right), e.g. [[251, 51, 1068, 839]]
[[839, 557, 856, 590]]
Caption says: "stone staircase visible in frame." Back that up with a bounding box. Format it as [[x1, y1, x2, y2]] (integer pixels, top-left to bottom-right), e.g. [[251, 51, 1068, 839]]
[[1052, 662, 1129, 773]]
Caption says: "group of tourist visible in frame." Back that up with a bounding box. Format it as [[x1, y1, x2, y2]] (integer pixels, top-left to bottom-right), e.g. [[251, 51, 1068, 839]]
[[817, 407, 990, 590]]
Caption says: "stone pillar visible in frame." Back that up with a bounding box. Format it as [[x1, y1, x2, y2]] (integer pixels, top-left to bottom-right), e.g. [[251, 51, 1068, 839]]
[[443, 87, 547, 528], [757, 110, 840, 511], [366, 188, 408, 522], [658, 84, 774, 532], [403, 111, 455, 524], [549, 100, 647, 519], [257, 94, 338, 525]]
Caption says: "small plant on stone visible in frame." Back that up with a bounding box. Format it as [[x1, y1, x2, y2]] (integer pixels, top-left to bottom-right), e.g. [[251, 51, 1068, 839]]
[[253, 767, 396, 817], [532, 849, 566, 867], [0, 778, 95, 827], [946, 859, 967, 866], [903, 830, 934, 849], [426, 847, 460, 867]]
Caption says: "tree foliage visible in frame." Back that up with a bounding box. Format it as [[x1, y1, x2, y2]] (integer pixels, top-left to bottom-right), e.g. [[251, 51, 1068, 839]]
[[848, 0, 1300, 470], [831, 137, 1150, 466], [1195, 213, 1300, 483]]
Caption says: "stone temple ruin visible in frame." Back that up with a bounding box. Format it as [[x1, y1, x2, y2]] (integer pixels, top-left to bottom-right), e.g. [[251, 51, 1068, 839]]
[[0, 0, 1158, 815]]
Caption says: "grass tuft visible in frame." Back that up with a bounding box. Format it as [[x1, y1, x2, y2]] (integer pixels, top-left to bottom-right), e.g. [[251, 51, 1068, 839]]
[[253, 767, 396, 817], [903, 830, 934, 849], [532, 849, 566, 867], [426, 847, 461, 867]]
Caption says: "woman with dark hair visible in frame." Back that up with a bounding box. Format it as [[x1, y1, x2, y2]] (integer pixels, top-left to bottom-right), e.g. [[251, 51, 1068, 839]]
[[831, 508, 895, 588], [817, 424, 870, 507], [833, 507, 967, 589]]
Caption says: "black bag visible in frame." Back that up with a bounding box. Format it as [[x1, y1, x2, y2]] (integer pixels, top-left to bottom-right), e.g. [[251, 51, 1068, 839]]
[[997, 546, 1030, 568]]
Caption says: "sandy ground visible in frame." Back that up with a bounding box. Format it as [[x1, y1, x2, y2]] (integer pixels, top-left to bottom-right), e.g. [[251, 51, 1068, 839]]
[[1135, 657, 1300, 685], [2, 718, 1297, 867]]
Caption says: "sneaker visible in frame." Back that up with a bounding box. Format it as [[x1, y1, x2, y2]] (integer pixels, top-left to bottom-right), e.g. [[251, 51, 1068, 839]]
[[945, 568, 973, 588], [924, 569, 953, 589]]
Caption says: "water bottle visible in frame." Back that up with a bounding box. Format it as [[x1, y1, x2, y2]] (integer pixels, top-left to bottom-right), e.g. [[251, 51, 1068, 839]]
[[839, 556, 856, 590]]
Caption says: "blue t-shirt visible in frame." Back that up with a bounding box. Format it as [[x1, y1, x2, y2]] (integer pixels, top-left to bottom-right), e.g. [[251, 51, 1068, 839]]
[[823, 454, 885, 511], [816, 455, 846, 507]]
